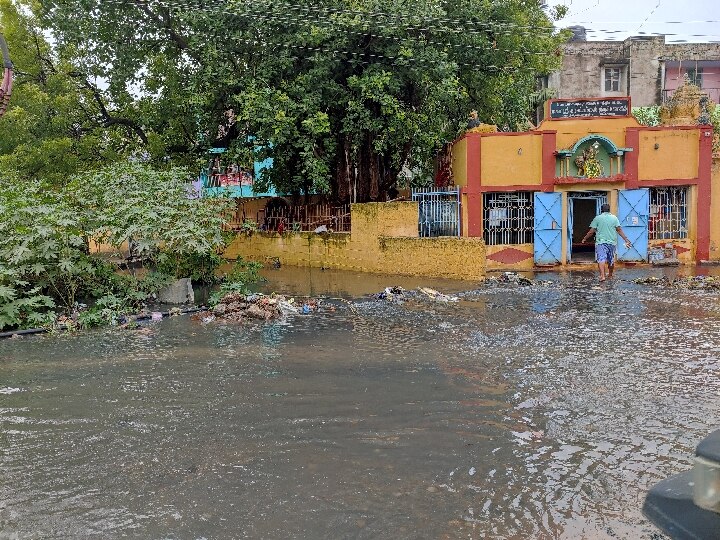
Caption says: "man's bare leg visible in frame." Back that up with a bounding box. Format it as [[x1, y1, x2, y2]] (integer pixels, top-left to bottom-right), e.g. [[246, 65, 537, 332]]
[[598, 262, 607, 281], [608, 262, 614, 278]]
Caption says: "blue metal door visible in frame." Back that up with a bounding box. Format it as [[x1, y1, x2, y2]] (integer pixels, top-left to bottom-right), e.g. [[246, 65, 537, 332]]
[[617, 188, 649, 261], [534, 192, 562, 265]]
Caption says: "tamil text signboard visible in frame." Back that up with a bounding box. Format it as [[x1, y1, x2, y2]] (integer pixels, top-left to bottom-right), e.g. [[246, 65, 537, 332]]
[[549, 98, 630, 119]]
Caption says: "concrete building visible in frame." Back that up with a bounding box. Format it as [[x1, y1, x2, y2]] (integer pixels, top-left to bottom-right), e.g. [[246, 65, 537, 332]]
[[451, 94, 717, 270], [545, 35, 720, 108]]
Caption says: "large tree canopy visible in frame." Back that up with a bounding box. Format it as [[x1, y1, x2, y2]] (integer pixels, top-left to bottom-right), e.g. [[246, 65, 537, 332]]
[[22, 0, 568, 200]]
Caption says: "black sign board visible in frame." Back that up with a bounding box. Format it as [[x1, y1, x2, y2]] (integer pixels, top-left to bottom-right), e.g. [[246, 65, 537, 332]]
[[550, 98, 630, 119]]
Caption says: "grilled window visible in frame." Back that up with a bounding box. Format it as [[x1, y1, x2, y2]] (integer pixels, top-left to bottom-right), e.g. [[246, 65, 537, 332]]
[[483, 192, 534, 245], [604, 67, 621, 92], [649, 187, 688, 240], [687, 67, 703, 87]]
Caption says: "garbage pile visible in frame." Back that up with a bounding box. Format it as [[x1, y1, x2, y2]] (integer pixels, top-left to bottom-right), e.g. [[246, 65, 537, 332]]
[[373, 286, 459, 303], [633, 275, 720, 290], [417, 287, 459, 302], [375, 286, 408, 302], [483, 272, 533, 286], [196, 292, 318, 323]]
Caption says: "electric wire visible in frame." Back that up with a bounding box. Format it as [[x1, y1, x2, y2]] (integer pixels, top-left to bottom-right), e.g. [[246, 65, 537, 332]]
[[88, 0, 562, 71], [119, 0, 720, 39], [48, 0, 720, 75]]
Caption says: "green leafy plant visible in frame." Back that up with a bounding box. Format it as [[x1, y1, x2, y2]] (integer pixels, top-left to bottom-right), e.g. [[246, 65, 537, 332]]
[[632, 106, 661, 127], [0, 162, 232, 331], [208, 282, 249, 307], [208, 258, 264, 306], [76, 294, 126, 328], [226, 258, 264, 285], [156, 251, 223, 285], [239, 219, 258, 236]]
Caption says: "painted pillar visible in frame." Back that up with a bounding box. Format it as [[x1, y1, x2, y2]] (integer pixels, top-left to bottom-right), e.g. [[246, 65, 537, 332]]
[[561, 191, 568, 264], [624, 128, 640, 188], [541, 131, 557, 192], [465, 134, 483, 237], [697, 126, 713, 261], [609, 189, 619, 216]]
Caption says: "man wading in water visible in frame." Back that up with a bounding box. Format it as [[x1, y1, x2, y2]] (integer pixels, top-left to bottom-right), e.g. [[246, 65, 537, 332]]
[[581, 203, 632, 282]]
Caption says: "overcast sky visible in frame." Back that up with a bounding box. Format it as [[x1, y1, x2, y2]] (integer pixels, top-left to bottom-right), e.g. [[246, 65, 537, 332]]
[[554, 0, 719, 43]]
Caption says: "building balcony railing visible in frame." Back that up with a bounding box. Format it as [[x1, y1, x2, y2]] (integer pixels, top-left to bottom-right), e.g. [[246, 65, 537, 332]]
[[662, 87, 720, 104]]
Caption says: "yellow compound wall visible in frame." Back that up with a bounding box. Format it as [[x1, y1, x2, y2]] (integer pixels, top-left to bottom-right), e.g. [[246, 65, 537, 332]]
[[223, 202, 487, 280]]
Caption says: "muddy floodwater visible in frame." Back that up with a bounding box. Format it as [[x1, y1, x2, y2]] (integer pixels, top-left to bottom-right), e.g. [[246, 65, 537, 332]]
[[1, 267, 719, 539]]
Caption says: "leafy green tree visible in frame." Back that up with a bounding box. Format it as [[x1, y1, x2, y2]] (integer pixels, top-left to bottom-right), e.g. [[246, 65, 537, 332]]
[[37, 0, 568, 200], [0, 0, 156, 183]]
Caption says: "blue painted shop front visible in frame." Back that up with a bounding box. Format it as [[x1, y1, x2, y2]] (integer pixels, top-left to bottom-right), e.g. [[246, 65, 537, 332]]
[[533, 188, 649, 266]]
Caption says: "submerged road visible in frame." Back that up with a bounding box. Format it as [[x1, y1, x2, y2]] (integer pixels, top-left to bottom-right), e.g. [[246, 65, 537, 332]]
[[0, 267, 718, 538]]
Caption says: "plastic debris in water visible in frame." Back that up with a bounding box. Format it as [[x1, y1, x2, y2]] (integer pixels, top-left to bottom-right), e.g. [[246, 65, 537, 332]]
[[377, 286, 406, 302], [151, 312, 163, 321], [418, 287, 460, 302]]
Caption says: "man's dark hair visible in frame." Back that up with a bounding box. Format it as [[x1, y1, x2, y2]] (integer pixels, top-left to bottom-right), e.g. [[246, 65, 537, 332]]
[[601, 203, 610, 213]]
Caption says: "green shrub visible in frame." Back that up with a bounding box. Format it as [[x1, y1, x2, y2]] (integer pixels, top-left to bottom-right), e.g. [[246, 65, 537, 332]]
[[208, 258, 264, 306], [0, 162, 233, 330], [156, 251, 223, 284]]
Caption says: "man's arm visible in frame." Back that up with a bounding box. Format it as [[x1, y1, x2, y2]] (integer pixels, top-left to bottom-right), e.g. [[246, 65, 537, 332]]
[[581, 228, 596, 244], [616, 226, 632, 247]]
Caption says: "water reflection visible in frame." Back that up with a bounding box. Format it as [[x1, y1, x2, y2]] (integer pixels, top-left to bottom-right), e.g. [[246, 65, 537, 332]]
[[1, 270, 719, 538]]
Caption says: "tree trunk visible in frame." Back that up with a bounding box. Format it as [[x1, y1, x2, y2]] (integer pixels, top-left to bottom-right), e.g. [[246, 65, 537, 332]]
[[333, 133, 409, 203], [369, 139, 380, 201], [355, 138, 370, 203], [335, 134, 351, 203]]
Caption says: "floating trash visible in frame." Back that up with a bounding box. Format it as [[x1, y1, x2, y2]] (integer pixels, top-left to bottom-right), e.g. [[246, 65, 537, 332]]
[[373, 286, 460, 303], [633, 275, 720, 290], [483, 272, 533, 287], [417, 287, 459, 302], [197, 293, 319, 324], [374, 286, 407, 302]]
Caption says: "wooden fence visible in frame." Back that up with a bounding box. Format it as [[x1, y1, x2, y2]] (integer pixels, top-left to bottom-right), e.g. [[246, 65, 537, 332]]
[[226, 203, 351, 233]]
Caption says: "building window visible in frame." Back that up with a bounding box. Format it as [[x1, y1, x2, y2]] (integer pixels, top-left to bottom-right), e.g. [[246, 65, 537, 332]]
[[604, 67, 622, 92], [687, 67, 703, 87], [483, 192, 534, 245], [649, 187, 688, 240]]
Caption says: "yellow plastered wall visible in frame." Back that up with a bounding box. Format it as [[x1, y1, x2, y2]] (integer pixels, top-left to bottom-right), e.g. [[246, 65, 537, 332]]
[[638, 130, 699, 180], [350, 202, 419, 240], [479, 134, 543, 186], [649, 239, 695, 263], [710, 157, 720, 260], [452, 138, 468, 187], [224, 202, 487, 280], [538, 117, 641, 153]]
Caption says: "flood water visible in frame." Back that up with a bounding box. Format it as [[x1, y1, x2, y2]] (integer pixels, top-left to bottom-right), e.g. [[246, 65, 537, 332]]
[[1, 266, 719, 539]]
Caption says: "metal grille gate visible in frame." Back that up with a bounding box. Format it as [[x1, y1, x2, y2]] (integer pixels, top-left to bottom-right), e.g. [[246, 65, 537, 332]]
[[411, 187, 461, 238]]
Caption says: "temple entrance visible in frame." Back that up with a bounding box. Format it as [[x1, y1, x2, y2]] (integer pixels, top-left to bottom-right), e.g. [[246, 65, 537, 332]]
[[568, 192, 608, 263]]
